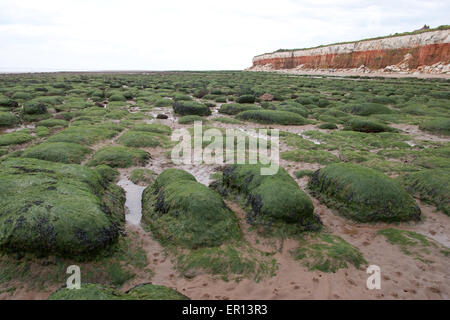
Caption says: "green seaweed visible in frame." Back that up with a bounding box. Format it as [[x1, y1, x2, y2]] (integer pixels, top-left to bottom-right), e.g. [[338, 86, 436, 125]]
[[308, 163, 421, 222], [293, 234, 366, 273]]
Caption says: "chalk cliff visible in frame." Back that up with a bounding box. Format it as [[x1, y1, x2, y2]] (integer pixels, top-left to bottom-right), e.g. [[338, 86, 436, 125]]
[[249, 28, 450, 75]]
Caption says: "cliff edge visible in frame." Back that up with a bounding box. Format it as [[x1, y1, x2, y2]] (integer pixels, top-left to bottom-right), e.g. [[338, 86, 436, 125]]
[[248, 26, 450, 75]]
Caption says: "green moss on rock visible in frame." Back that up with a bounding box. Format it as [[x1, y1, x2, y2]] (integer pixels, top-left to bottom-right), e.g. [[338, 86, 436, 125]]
[[377, 228, 447, 260], [318, 123, 338, 130], [348, 103, 393, 116], [219, 103, 259, 115], [126, 283, 189, 300], [237, 110, 307, 125], [130, 168, 157, 185], [21, 142, 92, 164], [0, 129, 34, 146], [23, 102, 47, 115], [178, 115, 205, 124], [237, 94, 255, 104], [48, 283, 188, 300], [48, 126, 119, 146], [399, 169, 449, 215], [87, 146, 149, 168], [94, 165, 120, 183], [48, 284, 123, 300], [346, 118, 394, 133], [419, 118, 450, 136], [293, 234, 366, 273], [142, 169, 240, 249], [308, 163, 421, 222], [173, 101, 211, 116], [35, 126, 50, 138], [214, 164, 319, 230], [132, 123, 171, 135], [0, 97, 18, 109], [118, 130, 168, 148], [0, 112, 20, 128], [0, 158, 125, 256]]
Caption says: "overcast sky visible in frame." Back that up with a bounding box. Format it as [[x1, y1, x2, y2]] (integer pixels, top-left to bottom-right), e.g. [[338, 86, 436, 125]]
[[0, 0, 448, 72]]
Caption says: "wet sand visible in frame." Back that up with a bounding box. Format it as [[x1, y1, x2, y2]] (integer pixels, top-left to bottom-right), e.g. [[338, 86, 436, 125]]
[[2, 97, 449, 301], [112, 105, 450, 300]]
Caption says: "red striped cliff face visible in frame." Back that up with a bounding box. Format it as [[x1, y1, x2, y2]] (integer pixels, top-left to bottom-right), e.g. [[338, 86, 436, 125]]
[[253, 44, 449, 70], [250, 29, 450, 74]]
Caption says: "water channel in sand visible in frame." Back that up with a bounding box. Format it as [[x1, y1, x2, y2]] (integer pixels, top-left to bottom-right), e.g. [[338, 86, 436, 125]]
[[117, 179, 146, 225]]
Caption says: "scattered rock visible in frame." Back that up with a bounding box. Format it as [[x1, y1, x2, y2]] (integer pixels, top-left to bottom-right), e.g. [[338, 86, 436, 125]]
[[259, 93, 274, 101]]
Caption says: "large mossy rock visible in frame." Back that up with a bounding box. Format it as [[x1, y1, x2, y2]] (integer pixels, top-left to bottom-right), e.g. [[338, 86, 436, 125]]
[[214, 164, 318, 229], [0, 111, 20, 128], [218, 103, 259, 115], [346, 118, 394, 133], [173, 101, 211, 116], [308, 163, 421, 222], [0, 129, 34, 146], [0, 158, 125, 256], [348, 103, 393, 116], [48, 126, 119, 145], [118, 130, 169, 148], [21, 142, 92, 164], [132, 123, 172, 135], [87, 146, 149, 168], [48, 283, 189, 300], [142, 169, 240, 249], [236, 110, 307, 125], [399, 169, 449, 216], [419, 118, 450, 136]]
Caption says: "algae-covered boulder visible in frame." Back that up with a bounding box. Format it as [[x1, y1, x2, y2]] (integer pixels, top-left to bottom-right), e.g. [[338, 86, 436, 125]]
[[178, 115, 205, 124], [399, 169, 449, 216], [0, 97, 18, 109], [48, 283, 188, 300], [308, 163, 421, 222], [173, 101, 211, 116], [0, 111, 20, 128], [132, 123, 172, 135], [87, 146, 150, 168], [348, 103, 393, 116], [219, 103, 259, 115], [48, 126, 119, 146], [36, 118, 68, 128], [0, 158, 125, 256], [346, 118, 394, 133], [237, 94, 255, 104], [118, 130, 168, 148], [21, 142, 92, 164], [215, 164, 318, 229], [236, 110, 307, 125], [48, 284, 124, 300], [419, 118, 450, 136], [0, 129, 34, 146], [142, 169, 240, 249], [130, 168, 157, 185], [126, 283, 189, 300], [23, 102, 47, 115]]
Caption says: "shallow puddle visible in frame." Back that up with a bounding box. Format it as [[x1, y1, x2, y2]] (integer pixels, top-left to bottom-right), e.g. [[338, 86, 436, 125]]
[[117, 179, 146, 225], [298, 133, 322, 145], [4, 124, 35, 133]]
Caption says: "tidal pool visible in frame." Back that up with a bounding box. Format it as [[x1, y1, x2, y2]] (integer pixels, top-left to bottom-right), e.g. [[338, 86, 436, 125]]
[[117, 178, 146, 225]]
